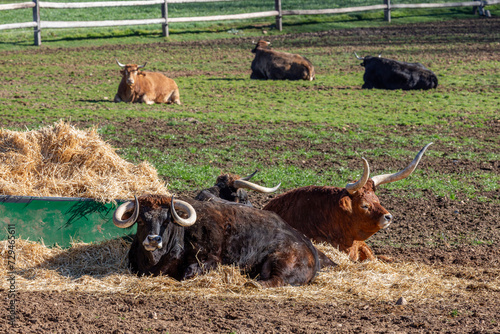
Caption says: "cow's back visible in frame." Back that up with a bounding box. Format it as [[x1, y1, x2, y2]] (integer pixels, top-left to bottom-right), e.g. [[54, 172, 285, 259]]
[[363, 58, 437, 90], [251, 49, 314, 81], [188, 200, 321, 286]]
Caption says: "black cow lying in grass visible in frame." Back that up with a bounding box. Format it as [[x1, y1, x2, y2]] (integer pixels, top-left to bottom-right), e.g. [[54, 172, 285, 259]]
[[355, 53, 438, 90]]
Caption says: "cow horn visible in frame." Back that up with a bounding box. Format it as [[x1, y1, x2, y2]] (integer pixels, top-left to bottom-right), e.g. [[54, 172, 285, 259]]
[[346, 158, 370, 194], [137, 62, 147, 69], [170, 196, 197, 227], [371, 143, 433, 187], [115, 59, 126, 68], [113, 196, 139, 228], [240, 170, 258, 181], [354, 52, 364, 60], [233, 179, 281, 194]]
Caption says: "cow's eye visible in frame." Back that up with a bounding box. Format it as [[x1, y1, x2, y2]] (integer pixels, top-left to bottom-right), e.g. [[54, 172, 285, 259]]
[[361, 204, 370, 210]]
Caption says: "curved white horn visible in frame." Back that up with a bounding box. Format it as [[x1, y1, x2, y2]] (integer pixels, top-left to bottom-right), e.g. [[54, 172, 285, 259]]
[[113, 196, 139, 228], [371, 143, 433, 187], [115, 59, 126, 68], [346, 158, 370, 194], [354, 52, 364, 60], [170, 197, 197, 227], [233, 179, 281, 194], [137, 62, 147, 69]]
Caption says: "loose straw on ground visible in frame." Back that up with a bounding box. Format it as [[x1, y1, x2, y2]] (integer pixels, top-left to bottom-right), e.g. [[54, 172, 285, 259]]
[[2, 239, 497, 304]]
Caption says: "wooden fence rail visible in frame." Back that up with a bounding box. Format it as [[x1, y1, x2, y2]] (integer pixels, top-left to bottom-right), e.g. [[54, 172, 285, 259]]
[[0, 0, 498, 46]]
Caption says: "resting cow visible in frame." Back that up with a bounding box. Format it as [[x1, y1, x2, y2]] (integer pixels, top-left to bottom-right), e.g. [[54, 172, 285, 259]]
[[194, 170, 280, 207], [263, 143, 432, 262], [114, 60, 181, 105], [355, 53, 438, 90], [113, 195, 322, 288], [195, 171, 336, 268], [251, 40, 315, 81]]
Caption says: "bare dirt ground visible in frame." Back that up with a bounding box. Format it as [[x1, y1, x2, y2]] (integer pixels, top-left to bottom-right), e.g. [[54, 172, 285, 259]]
[[1, 18, 499, 333]]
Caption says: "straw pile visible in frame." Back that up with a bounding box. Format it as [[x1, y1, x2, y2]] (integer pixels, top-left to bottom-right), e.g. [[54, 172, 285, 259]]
[[2, 238, 496, 304], [0, 121, 170, 202]]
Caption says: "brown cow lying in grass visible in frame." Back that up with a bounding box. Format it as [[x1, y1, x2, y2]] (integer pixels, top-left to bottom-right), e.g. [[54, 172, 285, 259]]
[[114, 60, 181, 105], [250, 40, 315, 81], [264, 143, 432, 262]]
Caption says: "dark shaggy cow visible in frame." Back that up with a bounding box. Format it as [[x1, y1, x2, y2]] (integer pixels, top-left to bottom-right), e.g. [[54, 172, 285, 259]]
[[114, 60, 181, 105], [195, 171, 337, 269], [113, 195, 322, 287], [355, 53, 438, 90], [250, 40, 315, 81], [263, 143, 432, 262], [194, 170, 280, 207]]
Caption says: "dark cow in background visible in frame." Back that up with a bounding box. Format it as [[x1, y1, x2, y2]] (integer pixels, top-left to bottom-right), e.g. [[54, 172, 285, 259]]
[[113, 194, 322, 288], [114, 60, 181, 105], [251, 40, 315, 81], [194, 170, 280, 207], [264, 143, 432, 262], [355, 53, 438, 90]]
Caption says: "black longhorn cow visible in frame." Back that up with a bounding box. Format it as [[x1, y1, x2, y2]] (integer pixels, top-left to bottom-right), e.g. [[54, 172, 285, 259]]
[[355, 53, 438, 90], [194, 170, 280, 207], [113, 194, 323, 288]]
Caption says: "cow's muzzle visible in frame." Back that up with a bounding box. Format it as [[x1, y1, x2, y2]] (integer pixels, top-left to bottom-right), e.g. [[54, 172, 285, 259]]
[[379, 213, 393, 229], [143, 235, 163, 251]]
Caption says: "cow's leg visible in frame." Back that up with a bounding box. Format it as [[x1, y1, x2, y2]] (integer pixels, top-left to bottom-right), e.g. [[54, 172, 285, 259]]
[[182, 256, 219, 280], [348, 240, 376, 262], [141, 95, 155, 105], [257, 246, 318, 288], [168, 89, 181, 105], [317, 249, 336, 269]]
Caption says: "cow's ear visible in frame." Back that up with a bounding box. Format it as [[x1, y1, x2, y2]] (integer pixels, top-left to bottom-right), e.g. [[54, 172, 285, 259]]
[[339, 196, 352, 213]]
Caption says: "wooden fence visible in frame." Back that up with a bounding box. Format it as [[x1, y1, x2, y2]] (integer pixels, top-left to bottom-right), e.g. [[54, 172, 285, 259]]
[[0, 0, 498, 46]]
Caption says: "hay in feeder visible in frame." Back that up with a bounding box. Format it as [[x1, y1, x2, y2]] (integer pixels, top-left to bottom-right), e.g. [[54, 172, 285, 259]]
[[0, 121, 170, 202]]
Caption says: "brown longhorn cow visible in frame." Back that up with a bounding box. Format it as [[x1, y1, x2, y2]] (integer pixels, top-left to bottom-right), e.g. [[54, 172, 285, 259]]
[[114, 60, 181, 105], [250, 40, 315, 81], [263, 143, 432, 262]]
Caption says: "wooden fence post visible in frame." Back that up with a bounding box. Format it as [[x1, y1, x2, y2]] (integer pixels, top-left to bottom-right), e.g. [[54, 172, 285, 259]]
[[162, 0, 168, 37], [275, 0, 282, 31], [32, 0, 41, 45], [384, 0, 391, 22]]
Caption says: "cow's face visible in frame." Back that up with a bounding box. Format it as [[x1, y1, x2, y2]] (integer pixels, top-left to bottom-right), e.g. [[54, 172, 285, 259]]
[[358, 55, 383, 68], [120, 65, 141, 86], [214, 174, 249, 204], [252, 40, 271, 53], [113, 195, 196, 256], [135, 205, 172, 252], [340, 180, 393, 241]]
